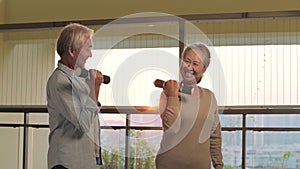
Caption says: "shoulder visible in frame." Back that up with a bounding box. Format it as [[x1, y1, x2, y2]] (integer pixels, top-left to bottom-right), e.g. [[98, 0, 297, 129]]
[[199, 87, 218, 105], [199, 87, 215, 97], [47, 69, 72, 90]]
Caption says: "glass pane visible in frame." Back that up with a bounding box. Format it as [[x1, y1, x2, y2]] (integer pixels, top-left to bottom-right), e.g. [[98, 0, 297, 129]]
[[0, 127, 20, 169], [101, 129, 163, 169], [246, 114, 300, 128], [29, 113, 49, 124], [246, 131, 300, 169], [92, 47, 179, 106], [0, 113, 23, 124], [101, 129, 125, 169], [220, 114, 242, 127], [223, 131, 242, 168], [100, 114, 126, 126], [130, 114, 162, 127], [129, 130, 162, 169]]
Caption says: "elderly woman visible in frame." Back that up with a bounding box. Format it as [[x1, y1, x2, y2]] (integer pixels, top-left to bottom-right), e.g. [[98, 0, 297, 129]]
[[155, 43, 223, 169]]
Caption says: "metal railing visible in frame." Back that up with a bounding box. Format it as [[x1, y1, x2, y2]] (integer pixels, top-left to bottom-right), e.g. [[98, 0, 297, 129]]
[[1, 105, 300, 169]]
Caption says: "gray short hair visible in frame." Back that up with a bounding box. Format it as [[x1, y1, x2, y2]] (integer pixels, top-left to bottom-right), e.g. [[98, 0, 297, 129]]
[[181, 43, 211, 68]]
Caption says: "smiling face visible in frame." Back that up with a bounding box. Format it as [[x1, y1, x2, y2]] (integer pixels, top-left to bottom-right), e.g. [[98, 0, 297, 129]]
[[74, 38, 93, 69], [180, 48, 207, 86], [56, 23, 94, 70]]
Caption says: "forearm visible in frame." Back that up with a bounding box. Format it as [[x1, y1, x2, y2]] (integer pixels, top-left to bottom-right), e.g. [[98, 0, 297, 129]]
[[76, 96, 100, 132], [87, 84, 99, 102], [86, 69, 102, 104], [161, 97, 181, 130]]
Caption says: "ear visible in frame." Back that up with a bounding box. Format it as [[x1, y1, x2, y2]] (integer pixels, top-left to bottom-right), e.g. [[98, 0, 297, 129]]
[[68, 46, 76, 57]]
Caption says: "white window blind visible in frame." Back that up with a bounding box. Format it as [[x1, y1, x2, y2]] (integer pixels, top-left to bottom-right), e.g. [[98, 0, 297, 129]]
[[1, 18, 299, 106]]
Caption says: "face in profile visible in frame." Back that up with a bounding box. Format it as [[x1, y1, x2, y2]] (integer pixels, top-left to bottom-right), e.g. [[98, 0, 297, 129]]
[[75, 38, 93, 69], [180, 49, 206, 86]]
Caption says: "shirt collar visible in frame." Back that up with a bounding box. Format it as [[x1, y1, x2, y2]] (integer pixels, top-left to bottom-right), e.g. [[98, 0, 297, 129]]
[[57, 61, 75, 77]]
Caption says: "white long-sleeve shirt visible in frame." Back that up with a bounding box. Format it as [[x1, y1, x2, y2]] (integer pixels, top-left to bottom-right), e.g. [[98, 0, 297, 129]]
[[47, 62, 100, 169]]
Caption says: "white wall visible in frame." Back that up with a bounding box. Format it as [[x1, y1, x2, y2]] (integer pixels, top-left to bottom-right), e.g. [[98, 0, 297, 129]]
[[0, 32, 55, 105]]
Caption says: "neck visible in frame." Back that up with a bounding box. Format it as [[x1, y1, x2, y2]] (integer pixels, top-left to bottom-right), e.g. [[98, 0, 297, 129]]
[[59, 57, 75, 70], [181, 79, 197, 87]]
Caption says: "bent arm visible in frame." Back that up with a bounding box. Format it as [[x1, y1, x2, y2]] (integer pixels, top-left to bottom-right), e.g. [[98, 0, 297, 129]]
[[50, 77, 99, 133], [159, 93, 181, 132]]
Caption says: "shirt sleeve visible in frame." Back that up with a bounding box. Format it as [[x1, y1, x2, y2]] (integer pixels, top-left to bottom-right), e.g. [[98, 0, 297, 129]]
[[159, 92, 181, 133], [209, 92, 224, 168], [210, 123, 224, 168], [52, 75, 100, 133]]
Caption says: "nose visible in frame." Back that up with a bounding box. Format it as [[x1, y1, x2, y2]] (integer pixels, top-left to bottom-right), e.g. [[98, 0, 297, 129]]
[[182, 63, 193, 73], [88, 50, 92, 58], [186, 62, 194, 70]]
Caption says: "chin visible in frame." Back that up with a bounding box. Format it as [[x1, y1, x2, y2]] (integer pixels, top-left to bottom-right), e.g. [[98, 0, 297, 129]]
[[75, 65, 84, 70], [182, 78, 196, 85], [79, 62, 85, 68]]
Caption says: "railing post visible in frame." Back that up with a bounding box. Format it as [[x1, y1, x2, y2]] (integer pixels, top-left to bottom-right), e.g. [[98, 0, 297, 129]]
[[125, 113, 130, 169], [23, 111, 29, 169], [179, 19, 185, 58], [242, 113, 246, 169]]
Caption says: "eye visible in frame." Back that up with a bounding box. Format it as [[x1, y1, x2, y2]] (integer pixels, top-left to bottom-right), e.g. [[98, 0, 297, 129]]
[[183, 59, 191, 64], [193, 62, 200, 67]]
